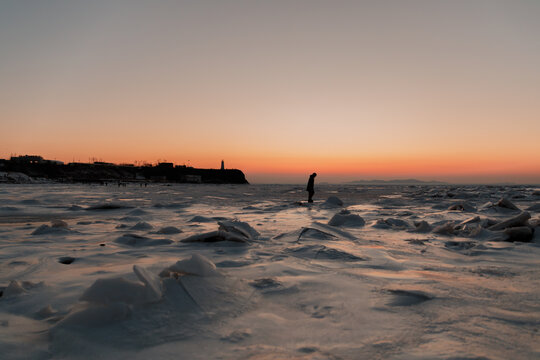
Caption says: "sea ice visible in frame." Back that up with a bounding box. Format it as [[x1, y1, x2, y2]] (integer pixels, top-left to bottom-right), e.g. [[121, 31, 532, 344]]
[[1, 183, 539, 359]]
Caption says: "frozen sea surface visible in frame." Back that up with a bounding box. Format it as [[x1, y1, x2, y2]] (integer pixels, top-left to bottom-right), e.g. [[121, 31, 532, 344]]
[[0, 183, 539, 359]]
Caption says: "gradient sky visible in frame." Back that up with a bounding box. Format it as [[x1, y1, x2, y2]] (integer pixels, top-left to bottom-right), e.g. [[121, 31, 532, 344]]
[[1, 0, 539, 184]]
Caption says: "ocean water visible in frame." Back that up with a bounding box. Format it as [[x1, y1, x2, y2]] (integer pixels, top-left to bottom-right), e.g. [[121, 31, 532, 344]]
[[0, 183, 539, 359]]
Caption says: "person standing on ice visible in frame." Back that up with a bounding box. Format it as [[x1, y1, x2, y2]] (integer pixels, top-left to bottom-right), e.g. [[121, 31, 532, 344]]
[[306, 172, 317, 203]]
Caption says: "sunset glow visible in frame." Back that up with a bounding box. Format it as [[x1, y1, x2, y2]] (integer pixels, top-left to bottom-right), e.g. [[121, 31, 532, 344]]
[[1, 1, 539, 183]]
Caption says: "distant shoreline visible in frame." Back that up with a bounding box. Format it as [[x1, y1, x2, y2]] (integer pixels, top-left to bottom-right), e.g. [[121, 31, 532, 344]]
[[0, 156, 249, 185]]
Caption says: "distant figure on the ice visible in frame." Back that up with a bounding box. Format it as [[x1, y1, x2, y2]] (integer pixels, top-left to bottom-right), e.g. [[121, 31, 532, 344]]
[[306, 172, 317, 203]]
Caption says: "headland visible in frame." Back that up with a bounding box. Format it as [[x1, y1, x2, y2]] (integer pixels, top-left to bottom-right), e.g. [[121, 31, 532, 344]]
[[0, 155, 249, 184]]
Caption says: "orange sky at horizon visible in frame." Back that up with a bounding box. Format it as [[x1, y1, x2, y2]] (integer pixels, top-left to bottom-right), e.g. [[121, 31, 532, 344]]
[[1, 1, 539, 184]]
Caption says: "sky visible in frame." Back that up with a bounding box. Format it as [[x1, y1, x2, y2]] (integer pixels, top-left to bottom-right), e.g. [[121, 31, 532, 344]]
[[1, 0, 539, 184]]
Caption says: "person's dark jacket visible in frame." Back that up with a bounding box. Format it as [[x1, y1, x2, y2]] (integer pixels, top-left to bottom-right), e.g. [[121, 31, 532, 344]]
[[306, 175, 315, 192]]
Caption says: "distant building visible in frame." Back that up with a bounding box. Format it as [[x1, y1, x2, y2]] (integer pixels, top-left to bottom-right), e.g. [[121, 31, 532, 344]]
[[157, 162, 174, 169], [221, 160, 224, 170], [93, 161, 114, 166], [47, 160, 64, 165], [11, 155, 44, 164]]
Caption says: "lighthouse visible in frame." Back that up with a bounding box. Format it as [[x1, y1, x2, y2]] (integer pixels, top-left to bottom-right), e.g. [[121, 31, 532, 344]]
[[220, 160, 224, 170]]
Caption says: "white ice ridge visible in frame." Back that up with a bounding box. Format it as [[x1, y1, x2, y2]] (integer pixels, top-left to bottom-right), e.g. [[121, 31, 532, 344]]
[[56, 254, 221, 328]]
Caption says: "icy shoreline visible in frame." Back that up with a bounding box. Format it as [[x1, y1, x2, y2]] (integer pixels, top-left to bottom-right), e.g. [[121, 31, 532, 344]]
[[0, 183, 539, 359]]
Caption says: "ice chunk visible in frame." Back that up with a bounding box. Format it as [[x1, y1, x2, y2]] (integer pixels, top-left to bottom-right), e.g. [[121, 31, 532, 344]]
[[35, 305, 56, 319], [503, 226, 533, 242], [80, 277, 147, 305], [133, 265, 162, 302], [322, 196, 344, 207], [181, 230, 249, 243], [433, 222, 456, 235], [80, 268, 162, 305], [488, 212, 531, 231], [310, 222, 356, 240], [163, 254, 219, 277], [157, 226, 182, 234], [114, 233, 172, 246], [284, 244, 366, 261], [496, 198, 520, 210], [51, 219, 68, 228], [447, 201, 476, 212], [458, 216, 481, 226], [3, 280, 26, 297], [31, 221, 72, 235], [328, 210, 365, 227], [130, 221, 153, 230], [128, 208, 149, 216], [411, 220, 432, 233], [373, 218, 411, 230], [218, 220, 259, 240], [298, 228, 337, 241], [57, 303, 131, 328]]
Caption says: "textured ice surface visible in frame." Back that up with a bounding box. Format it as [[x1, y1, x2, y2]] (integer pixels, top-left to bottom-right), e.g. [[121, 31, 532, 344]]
[[0, 183, 539, 359]]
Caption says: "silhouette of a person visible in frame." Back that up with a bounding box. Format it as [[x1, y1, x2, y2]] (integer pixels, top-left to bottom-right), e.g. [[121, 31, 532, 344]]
[[306, 172, 317, 203]]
